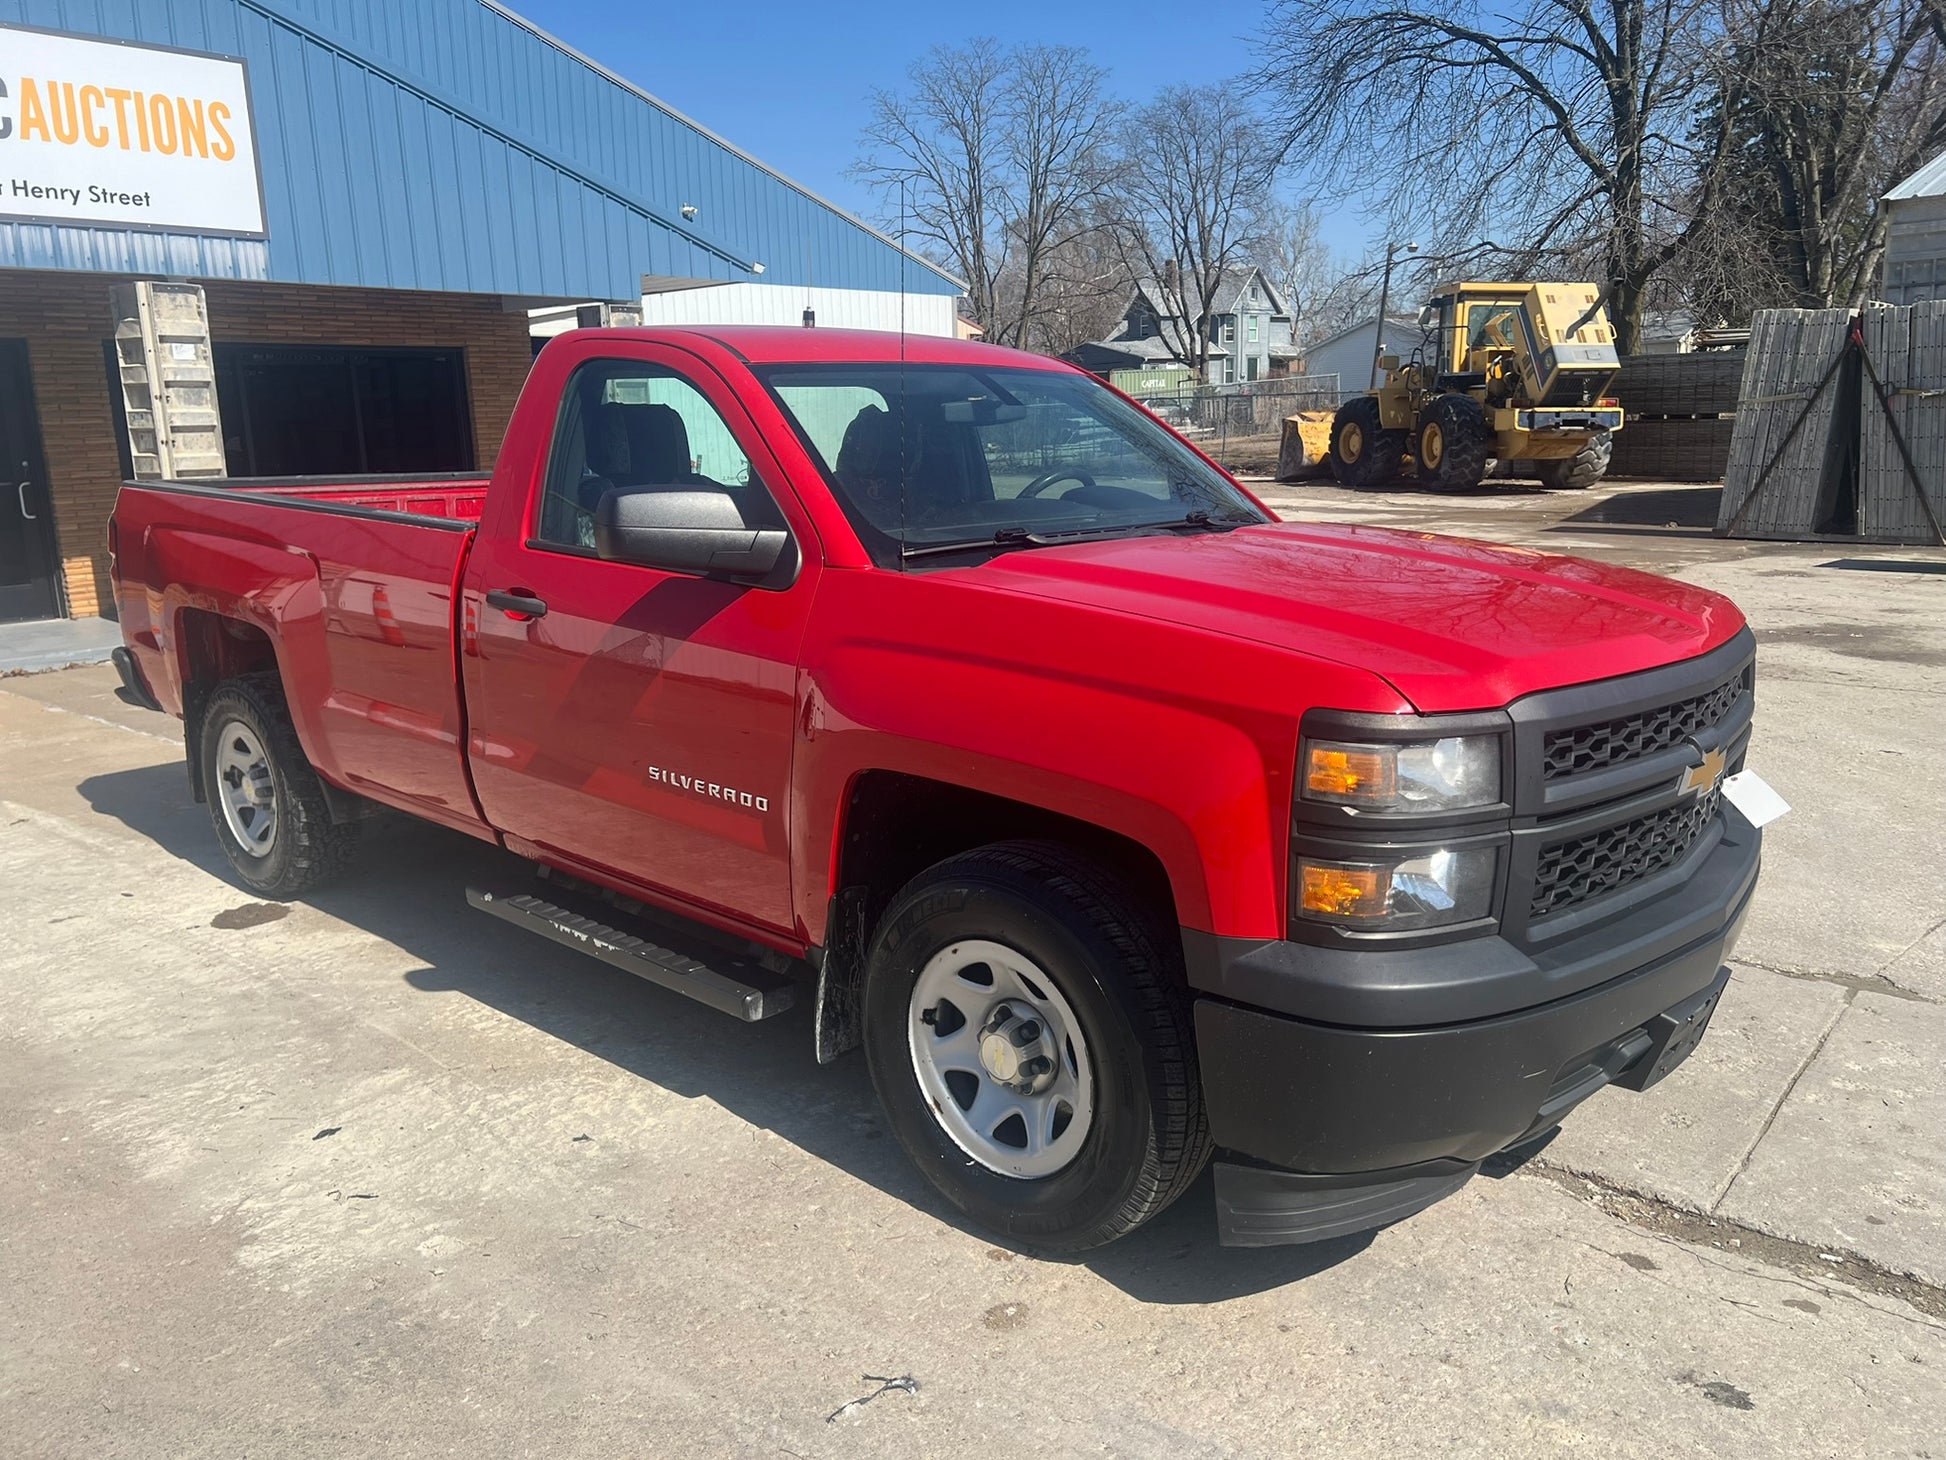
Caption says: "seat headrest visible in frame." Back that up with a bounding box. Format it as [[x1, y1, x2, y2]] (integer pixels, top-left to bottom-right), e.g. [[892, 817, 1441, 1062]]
[[619, 403, 691, 484], [585, 404, 631, 478]]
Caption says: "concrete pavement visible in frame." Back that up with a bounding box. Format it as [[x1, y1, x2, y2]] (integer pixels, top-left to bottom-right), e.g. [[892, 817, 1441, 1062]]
[[3, 480, 1943, 1456]]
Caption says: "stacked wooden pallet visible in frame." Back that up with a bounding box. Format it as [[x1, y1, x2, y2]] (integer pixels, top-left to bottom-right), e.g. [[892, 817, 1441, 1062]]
[[1610, 352, 1744, 481], [1860, 301, 1946, 544], [1717, 310, 1856, 538]]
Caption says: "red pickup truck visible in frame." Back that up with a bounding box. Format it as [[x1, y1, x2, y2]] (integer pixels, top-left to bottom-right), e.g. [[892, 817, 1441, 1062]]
[[110, 326, 1768, 1251]]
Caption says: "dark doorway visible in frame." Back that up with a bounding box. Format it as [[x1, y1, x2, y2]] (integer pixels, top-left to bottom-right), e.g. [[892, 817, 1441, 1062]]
[[0, 339, 63, 624], [212, 344, 475, 477]]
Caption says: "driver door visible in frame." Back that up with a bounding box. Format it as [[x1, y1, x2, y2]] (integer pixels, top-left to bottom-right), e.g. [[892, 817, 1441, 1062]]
[[461, 344, 819, 936]]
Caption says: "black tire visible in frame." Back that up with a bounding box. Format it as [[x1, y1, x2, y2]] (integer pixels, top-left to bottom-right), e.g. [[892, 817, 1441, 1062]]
[[862, 841, 1211, 1253], [1329, 395, 1406, 488], [1415, 394, 1493, 491], [199, 673, 359, 898], [1532, 431, 1613, 489]]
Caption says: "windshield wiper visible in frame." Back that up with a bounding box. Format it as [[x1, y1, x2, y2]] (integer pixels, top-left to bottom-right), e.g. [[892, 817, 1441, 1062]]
[[900, 511, 1256, 560]]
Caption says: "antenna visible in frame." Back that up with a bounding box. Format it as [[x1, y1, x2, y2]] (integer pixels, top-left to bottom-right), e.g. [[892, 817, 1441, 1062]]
[[899, 179, 910, 555]]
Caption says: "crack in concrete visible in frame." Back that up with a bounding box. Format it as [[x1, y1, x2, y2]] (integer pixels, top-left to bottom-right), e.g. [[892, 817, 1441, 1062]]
[[1732, 955, 1936, 1003], [1712, 989, 1855, 1212], [1516, 1160, 1946, 1327], [1880, 912, 1946, 977]]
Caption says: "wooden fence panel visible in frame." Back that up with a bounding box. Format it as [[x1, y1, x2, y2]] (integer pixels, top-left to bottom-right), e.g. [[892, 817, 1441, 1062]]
[[1718, 309, 1854, 538], [1861, 301, 1946, 543]]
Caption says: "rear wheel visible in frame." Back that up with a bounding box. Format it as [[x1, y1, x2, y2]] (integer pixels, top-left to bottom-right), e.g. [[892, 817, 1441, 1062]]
[[862, 842, 1210, 1252], [1329, 395, 1406, 488], [1533, 431, 1613, 490], [1416, 394, 1493, 491], [199, 674, 359, 898]]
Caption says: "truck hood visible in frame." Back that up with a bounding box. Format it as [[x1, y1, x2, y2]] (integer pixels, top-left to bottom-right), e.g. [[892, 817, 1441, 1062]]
[[965, 521, 1743, 712]]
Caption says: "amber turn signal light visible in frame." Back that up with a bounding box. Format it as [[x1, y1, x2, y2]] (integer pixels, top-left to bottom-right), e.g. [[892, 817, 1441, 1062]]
[[1306, 746, 1397, 803], [1299, 861, 1391, 920]]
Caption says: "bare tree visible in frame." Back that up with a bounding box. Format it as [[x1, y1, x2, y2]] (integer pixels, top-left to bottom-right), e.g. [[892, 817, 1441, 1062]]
[[993, 46, 1122, 348], [1681, 0, 1946, 320], [855, 39, 1009, 335], [1256, 0, 1747, 353], [1106, 84, 1276, 379], [1007, 217, 1133, 355], [1258, 200, 1341, 333], [854, 40, 1120, 349], [1296, 256, 1384, 343]]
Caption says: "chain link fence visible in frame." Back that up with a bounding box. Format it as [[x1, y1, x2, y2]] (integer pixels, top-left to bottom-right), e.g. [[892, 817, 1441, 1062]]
[[1129, 375, 1345, 474]]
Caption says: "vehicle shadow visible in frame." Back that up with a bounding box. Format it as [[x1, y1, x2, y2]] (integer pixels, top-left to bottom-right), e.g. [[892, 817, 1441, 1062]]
[[1560, 484, 1723, 529], [77, 759, 1364, 1303]]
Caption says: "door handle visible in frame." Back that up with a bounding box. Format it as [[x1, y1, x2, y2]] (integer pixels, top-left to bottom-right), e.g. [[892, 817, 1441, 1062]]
[[485, 588, 548, 618], [14, 482, 32, 520]]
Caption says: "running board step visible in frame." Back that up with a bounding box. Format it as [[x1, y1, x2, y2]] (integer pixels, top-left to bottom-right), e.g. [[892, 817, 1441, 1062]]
[[466, 887, 799, 1021]]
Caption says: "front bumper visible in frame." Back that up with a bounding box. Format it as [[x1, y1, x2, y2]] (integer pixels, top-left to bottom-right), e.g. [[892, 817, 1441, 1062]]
[[1190, 814, 1758, 1245]]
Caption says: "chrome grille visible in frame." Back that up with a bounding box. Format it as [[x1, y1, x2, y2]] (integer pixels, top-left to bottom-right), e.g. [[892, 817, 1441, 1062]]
[[1542, 668, 1751, 781], [1531, 789, 1720, 919]]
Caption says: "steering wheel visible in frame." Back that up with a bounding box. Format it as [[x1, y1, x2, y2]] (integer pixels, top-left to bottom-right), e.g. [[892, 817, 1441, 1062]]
[[1018, 467, 1099, 500]]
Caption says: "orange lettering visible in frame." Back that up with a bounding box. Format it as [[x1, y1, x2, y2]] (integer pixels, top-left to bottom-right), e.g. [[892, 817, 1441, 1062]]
[[80, 86, 109, 147], [147, 92, 178, 154], [175, 96, 208, 158], [104, 88, 134, 149], [132, 90, 151, 151], [208, 101, 235, 162], [17, 78, 49, 143], [51, 81, 80, 145]]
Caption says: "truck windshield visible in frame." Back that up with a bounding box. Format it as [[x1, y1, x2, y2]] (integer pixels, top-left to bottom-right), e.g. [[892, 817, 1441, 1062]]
[[755, 364, 1269, 565]]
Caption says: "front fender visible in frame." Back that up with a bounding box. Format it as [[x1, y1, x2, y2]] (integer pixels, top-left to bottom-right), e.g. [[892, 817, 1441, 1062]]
[[792, 570, 1407, 943]]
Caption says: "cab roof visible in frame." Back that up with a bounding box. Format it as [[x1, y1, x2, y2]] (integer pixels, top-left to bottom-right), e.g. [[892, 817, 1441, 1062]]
[[561, 325, 1074, 371]]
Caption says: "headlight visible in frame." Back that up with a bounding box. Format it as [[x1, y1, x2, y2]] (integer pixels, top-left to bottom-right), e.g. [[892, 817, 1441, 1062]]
[[1296, 847, 1497, 930], [1303, 735, 1500, 813]]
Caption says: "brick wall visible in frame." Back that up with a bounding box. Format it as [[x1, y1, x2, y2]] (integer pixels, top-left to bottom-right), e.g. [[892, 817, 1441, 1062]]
[[0, 271, 533, 618]]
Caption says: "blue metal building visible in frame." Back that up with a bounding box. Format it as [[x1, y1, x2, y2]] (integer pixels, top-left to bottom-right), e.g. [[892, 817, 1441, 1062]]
[[0, 0, 958, 301], [0, 0, 959, 622]]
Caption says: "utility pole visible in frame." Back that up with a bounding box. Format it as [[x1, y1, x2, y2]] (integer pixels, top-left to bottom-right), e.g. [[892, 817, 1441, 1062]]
[[1370, 241, 1419, 389]]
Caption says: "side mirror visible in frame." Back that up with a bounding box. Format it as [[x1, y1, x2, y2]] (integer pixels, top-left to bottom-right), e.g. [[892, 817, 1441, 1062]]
[[593, 488, 794, 585], [1377, 353, 1401, 372]]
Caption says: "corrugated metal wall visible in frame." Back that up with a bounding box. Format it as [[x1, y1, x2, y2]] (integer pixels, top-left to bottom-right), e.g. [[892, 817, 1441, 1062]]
[[0, 0, 960, 300]]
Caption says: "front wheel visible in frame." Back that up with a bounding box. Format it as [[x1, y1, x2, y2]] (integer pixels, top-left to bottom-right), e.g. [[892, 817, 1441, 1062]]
[[199, 674, 359, 898], [862, 842, 1210, 1252], [1416, 394, 1493, 491], [1329, 395, 1406, 488]]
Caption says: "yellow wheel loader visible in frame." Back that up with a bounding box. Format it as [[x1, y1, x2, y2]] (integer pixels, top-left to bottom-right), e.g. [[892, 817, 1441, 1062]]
[[1329, 282, 1625, 492]]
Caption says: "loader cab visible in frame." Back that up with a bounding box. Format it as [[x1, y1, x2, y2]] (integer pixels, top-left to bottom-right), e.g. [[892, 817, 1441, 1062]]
[[1420, 284, 1621, 408]]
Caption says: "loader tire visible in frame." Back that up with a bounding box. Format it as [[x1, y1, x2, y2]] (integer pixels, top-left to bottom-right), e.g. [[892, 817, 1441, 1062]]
[[1416, 394, 1493, 492], [1533, 432, 1613, 490], [1329, 396, 1406, 489]]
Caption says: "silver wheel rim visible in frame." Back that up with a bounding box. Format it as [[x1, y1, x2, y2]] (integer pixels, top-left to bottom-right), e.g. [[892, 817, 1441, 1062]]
[[907, 939, 1094, 1180], [214, 719, 278, 859]]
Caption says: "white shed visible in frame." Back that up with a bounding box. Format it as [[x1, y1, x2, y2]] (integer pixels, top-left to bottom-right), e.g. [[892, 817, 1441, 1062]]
[[1295, 315, 1422, 399], [1882, 150, 1946, 306]]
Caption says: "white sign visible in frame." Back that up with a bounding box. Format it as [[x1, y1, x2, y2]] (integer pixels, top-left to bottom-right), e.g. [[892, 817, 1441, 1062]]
[[0, 24, 265, 237]]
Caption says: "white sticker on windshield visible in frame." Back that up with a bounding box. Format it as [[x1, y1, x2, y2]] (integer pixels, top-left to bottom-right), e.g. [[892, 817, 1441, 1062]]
[[1722, 771, 1790, 829]]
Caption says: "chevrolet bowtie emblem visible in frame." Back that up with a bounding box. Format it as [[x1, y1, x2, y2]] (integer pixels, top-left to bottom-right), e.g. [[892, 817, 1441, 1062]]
[[1678, 745, 1728, 798]]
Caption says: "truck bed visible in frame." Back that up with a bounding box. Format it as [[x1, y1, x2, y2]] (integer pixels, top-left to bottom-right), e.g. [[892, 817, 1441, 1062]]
[[191, 473, 492, 522], [110, 473, 491, 839]]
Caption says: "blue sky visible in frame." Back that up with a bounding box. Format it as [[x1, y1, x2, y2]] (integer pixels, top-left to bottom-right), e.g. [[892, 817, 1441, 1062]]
[[510, 0, 1370, 256]]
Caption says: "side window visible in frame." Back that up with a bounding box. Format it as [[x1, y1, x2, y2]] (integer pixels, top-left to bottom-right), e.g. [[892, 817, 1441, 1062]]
[[537, 359, 763, 549]]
